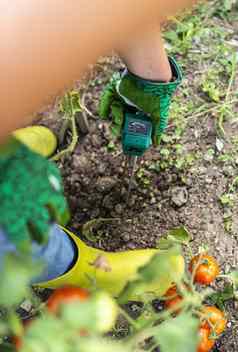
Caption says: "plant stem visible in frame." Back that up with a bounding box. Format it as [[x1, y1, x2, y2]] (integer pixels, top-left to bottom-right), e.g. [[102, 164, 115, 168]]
[[51, 111, 79, 161]]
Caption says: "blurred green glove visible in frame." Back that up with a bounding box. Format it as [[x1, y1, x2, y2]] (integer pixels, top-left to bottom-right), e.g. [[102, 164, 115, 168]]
[[99, 57, 182, 145], [0, 137, 69, 251]]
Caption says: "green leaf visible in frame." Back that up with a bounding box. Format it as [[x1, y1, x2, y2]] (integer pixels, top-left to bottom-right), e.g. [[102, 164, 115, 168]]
[[118, 245, 185, 303], [157, 227, 191, 249], [0, 343, 15, 352], [219, 193, 234, 207], [160, 148, 170, 158], [110, 124, 121, 137], [157, 238, 174, 250], [79, 338, 129, 352], [22, 315, 69, 352], [107, 141, 116, 152], [111, 101, 124, 126], [60, 90, 82, 117], [0, 254, 41, 307], [226, 271, 238, 287], [208, 284, 234, 310], [167, 227, 192, 244], [139, 246, 182, 282], [0, 321, 8, 336], [7, 310, 23, 336], [155, 313, 199, 352]]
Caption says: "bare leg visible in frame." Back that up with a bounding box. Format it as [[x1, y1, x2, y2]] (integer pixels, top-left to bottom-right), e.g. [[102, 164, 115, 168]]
[[0, 0, 197, 142], [118, 25, 172, 82]]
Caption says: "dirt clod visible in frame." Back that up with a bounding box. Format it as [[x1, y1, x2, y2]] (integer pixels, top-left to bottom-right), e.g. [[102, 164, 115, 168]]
[[96, 176, 118, 194], [171, 186, 188, 207]]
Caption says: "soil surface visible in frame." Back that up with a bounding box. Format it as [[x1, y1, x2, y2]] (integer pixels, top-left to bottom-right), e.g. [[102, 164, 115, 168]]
[[38, 2, 238, 350]]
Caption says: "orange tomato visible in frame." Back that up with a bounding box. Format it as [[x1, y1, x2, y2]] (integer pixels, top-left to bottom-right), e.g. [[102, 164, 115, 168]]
[[47, 286, 90, 314], [197, 327, 215, 352], [189, 254, 219, 285], [201, 306, 227, 335]]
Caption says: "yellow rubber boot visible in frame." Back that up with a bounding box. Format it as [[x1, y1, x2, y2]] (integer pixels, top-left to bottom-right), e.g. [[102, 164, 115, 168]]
[[13, 126, 57, 158], [37, 228, 185, 300]]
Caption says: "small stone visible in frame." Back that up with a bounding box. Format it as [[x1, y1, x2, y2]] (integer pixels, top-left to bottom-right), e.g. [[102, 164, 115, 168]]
[[120, 187, 127, 196], [102, 194, 114, 209], [127, 242, 136, 250], [73, 155, 88, 170], [150, 196, 157, 205], [98, 163, 107, 175], [118, 167, 124, 175], [215, 137, 224, 152], [205, 177, 213, 184], [81, 176, 90, 186], [194, 129, 199, 139], [127, 178, 138, 190], [222, 165, 235, 177], [102, 123, 111, 141], [91, 208, 100, 218], [123, 234, 130, 241], [171, 174, 178, 183], [128, 195, 137, 207], [91, 134, 101, 147], [224, 263, 231, 274], [234, 299, 238, 311], [166, 174, 173, 184], [115, 204, 123, 214], [204, 150, 214, 162], [171, 186, 188, 207], [96, 176, 117, 193], [198, 166, 207, 175]]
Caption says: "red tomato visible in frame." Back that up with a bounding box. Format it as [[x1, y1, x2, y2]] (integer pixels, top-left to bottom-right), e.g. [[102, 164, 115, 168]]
[[47, 286, 90, 314], [189, 254, 219, 285]]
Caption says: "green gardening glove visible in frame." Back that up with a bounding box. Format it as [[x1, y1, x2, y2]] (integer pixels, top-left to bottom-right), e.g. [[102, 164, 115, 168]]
[[99, 57, 182, 145], [0, 137, 69, 251]]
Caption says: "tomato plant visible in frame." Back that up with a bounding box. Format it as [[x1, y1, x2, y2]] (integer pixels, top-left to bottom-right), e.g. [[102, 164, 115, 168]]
[[0, 235, 234, 352], [189, 254, 220, 285], [200, 306, 227, 335]]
